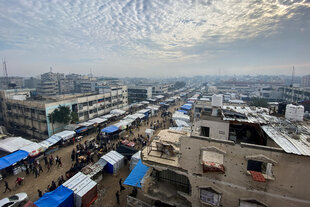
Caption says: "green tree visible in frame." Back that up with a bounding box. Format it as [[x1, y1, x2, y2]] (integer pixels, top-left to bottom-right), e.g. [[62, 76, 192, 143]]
[[249, 97, 268, 108], [70, 112, 79, 123], [48, 105, 71, 125], [48, 113, 56, 134]]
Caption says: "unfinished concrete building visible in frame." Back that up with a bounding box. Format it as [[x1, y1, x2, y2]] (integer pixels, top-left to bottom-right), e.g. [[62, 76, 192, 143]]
[[141, 106, 310, 207]]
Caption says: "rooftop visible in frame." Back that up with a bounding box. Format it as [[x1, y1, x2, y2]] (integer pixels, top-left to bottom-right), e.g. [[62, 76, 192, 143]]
[[142, 130, 187, 168]]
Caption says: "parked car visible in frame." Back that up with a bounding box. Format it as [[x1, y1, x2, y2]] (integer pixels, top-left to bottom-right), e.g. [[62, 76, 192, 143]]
[[0, 193, 28, 207]]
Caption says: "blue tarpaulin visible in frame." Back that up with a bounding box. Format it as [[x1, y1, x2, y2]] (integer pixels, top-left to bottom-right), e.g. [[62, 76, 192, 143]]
[[75, 126, 88, 134], [35, 185, 74, 207], [123, 160, 149, 188], [101, 125, 119, 134], [177, 110, 188, 114], [0, 150, 29, 170], [180, 104, 192, 111]]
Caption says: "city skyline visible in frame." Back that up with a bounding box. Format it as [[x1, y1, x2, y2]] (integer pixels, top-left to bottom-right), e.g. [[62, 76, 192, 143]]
[[0, 0, 310, 77]]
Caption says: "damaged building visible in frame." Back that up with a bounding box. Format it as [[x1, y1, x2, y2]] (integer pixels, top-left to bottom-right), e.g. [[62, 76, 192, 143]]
[[140, 105, 310, 207]]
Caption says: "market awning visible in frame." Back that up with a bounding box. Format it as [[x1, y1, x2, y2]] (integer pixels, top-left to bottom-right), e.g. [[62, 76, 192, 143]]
[[180, 104, 192, 110], [34, 185, 74, 207], [124, 160, 149, 188], [0, 150, 29, 170], [177, 110, 188, 114], [101, 125, 119, 134], [75, 126, 88, 134]]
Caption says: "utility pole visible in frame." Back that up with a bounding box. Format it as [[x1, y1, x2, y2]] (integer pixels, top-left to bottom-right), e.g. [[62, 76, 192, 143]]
[[290, 66, 295, 102]]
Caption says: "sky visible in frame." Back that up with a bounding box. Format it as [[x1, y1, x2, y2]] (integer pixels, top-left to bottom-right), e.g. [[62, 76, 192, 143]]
[[0, 0, 310, 78]]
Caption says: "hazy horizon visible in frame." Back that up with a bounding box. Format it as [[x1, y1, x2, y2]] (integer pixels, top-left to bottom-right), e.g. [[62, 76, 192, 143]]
[[1, 0, 310, 77]]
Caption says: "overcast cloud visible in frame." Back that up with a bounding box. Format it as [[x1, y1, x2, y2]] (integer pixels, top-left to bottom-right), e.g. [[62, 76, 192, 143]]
[[0, 0, 310, 77]]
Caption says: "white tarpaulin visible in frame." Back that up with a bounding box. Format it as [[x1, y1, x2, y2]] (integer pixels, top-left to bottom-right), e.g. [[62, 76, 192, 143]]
[[110, 109, 126, 116], [20, 142, 46, 154], [175, 119, 190, 127], [54, 130, 76, 141], [0, 137, 33, 153], [88, 118, 107, 124], [172, 112, 190, 123]]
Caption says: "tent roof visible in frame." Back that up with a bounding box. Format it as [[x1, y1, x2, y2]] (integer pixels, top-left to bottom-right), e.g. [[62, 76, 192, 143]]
[[0, 150, 29, 170], [177, 110, 188, 114], [123, 160, 149, 188], [64, 124, 80, 131], [88, 118, 107, 124], [78, 122, 94, 127], [100, 151, 124, 165], [34, 185, 74, 207], [175, 119, 190, 127], [54, 131, 75, 140], [180, 104, 192, 110], [20, 142, 46, 154], [101, 125, 119, 133], [0, 137, 33, 153]]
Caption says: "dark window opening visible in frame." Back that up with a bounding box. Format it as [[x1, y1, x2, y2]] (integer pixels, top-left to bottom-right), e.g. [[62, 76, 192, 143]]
[[201, 126, 210, 137]]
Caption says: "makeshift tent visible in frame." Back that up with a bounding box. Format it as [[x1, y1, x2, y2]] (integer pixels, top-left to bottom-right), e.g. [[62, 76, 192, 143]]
[[75, 127, 88, 134], [124, 160, 149, 188], [124, 115, 138, 121], [40, 135, 61, 148], [20, 143, 46, 157], [35, 185, 74, 207], [101, 125, 119, 134], [110, 109, 126, 116], [133, 113, 145, 119], [130, 151, 141, 171], [145, 129, 154, 139], [177, 109, 188, 114], [62, 172, 97, 207], [0, 150, 29, 170], [78, 122, 95, 128], [101, 114, 116, 120], [64, 124, 80, 131], [180, 104, 192, 111], [100, 151, 124, 174], [175, 119, 190, 127], [172, 112, 190, 123], [114, 121, 128, 130], [88, 118, 107, 124], [54, 131, 76, 141], [0, 137, 33, 153]]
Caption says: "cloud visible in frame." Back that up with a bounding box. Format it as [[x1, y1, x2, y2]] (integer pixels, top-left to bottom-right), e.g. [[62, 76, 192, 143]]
[[0, 0, 309, 72]]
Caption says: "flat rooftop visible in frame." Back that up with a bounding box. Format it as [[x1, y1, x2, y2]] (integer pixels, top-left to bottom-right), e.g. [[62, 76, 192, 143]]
[[142, 130, 187, 168]]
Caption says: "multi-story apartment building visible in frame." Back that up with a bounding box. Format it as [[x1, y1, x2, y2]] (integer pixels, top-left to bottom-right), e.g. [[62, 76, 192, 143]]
[[0, 76, 24, 90], [301, 75, 310, 87], [282, 86, 310, 102], [141, 106, 310, 207], [24, 77, 40, 89], [0, 85, 128, 140], [128, 85, 152, 104]]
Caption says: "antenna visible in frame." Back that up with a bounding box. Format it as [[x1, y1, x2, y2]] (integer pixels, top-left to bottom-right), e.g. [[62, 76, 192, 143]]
[[2, 59, 9, 89]]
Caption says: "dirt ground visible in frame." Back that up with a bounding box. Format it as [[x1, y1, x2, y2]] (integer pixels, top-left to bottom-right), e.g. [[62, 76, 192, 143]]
[[0, 100, 184, 206]]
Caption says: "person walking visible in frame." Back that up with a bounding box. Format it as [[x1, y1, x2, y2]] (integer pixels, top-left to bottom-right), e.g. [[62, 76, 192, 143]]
[[115, 191, 120, 205], [38, 163, 43, 173], [47, 163, 51, 172], [119, 178, 125, 192], [3, 180, 11, 193], [34, 167, 39, 178], [37, 189, 42, 198]]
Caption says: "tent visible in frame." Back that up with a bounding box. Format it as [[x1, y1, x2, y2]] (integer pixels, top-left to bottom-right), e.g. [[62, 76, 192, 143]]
[[54, 131, 76, 141], [130, 151, 141, 171], [0, 150, 29, 170], [75, 127, 88, 134], [40, 135, 61, 148], [100, 151, 124, 174], [116, 145, 138, 160], [172, 112, 190, 123], [124, 160, 149, 188], [34, 185, 74, 207], [101, 125, 119, 134], [0, 137, 33, 153], [110, 109, 126, 116], [175, 119, 190, 127], [180, 104, 192, 111], [145, 129, 154, 139], [20, 143, 46, 157], [62, 172, 97, 207], [88, 118, 107, 124], [177, 109, 188, 114]]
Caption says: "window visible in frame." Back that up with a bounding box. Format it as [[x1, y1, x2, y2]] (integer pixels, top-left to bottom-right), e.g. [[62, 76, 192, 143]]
[[201, 126, 210, 137], [201, 147, 226, 173], [239, 199, 268, 207], [200, 187, 221, 206], [246, 155, 276, 181]]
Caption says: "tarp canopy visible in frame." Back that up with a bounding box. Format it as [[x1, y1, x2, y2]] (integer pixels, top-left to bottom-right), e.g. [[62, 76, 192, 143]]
[[20, 143, 46, 156], [180, 104, 192, 110], [101, 114, 116, 120], [100, 151, 125, 174], [177, 110, 188, 114], [54, 131, 76, 141], [124, 160, 149, 188], [88, 118, 107, 124], [172, 112, 190, 123], [140, 101, 150, 104], [78, 122, 94, 127], [175, 119, 190, 127], [35, 185, 74, 207], [133, 113, 145, 119], [75, 127, 88, 134], [124, 115, 138, 121], [0, 137, 33, 153], [64, 124, 80, 131], [114, 121, 128, 130], [0, 150, 29, 170], [110, 109, 126, 116], [40, 135, 62, 148], [138, 109, 151, 115], [101, 125, 119, 134]]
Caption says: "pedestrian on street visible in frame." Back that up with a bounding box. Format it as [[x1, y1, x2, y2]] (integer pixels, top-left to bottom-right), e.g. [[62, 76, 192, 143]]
[[116, 191, 120, 205], [38, 164, 43, 173], [3, 180, 11, 193], [47, 163, 50, 172], [34, 167, 39, 178], [25, 166, 29, 175], [119, 178, 125, 192], [38, 189, 42, 198], [44, 156, 48, 166]]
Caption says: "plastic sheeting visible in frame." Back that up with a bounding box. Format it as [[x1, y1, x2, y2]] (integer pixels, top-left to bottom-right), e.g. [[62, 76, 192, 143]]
[[124, 160, 149, 188], [0, 150, 29, 170], [101, 125, 119, 134], [0, 137, 33, 153], [177, 110, 188, 114], [75, 127, 88, 134], [34, 185, 74, 207], [100, 151, 124, 174], [180, 104, 192, 110]]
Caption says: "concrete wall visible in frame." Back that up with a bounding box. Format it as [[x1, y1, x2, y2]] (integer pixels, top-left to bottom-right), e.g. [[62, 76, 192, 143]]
[[178, 136, 310, 207], [194, 119, 229, 140]]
